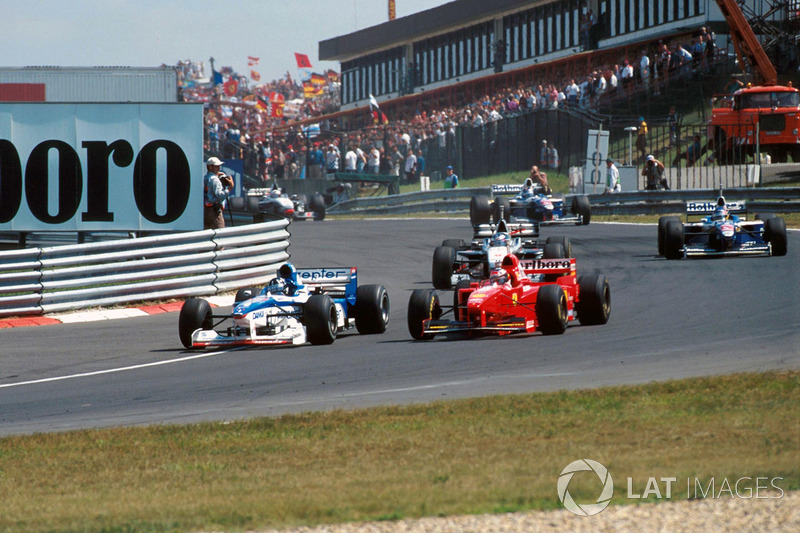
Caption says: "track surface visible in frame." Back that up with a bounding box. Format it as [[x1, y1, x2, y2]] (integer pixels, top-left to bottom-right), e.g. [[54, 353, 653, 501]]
[[1, 220, 798, 436]]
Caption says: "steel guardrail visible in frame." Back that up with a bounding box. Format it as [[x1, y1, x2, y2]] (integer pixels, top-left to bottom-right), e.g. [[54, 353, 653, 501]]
[[0, 219, 290, 317]]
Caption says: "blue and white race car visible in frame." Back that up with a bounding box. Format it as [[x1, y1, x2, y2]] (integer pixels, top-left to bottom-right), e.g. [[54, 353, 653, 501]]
[[470, 178, 591, 226], [179, 263, 389, 348], [659, 194, 788, 259]]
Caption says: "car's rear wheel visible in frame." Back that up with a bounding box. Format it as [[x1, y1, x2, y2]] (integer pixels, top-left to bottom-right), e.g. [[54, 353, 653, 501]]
[[470, 195, 491, 225], [311, 194, 327, 221], [543, 242, 566, 259], [765, 217, 787, 256], [441, 239, 466, 250], [571, 195, 591, 225], [179, 298, 212, 349], [535, 285, 568, 335], [432, 245, 456, 289], [658, 216, 680, 255], [305, 294, 337, 345], [408, 289, 440, 340], [576, 275, 611, 325], [354, 284, 390, 334], [545, 236, 572, 257], [664, 220, 684, 260]]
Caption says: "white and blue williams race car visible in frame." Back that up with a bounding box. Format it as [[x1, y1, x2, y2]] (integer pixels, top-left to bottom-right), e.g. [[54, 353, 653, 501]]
[[179, 263, 389, 348], [658, 193, 788, 259], [432, 219, 572, 289], [470, 178, 591, 227]]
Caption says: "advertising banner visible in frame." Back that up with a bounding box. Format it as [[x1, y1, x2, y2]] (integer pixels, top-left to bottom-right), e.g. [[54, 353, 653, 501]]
[[0, 103, 203, 231]]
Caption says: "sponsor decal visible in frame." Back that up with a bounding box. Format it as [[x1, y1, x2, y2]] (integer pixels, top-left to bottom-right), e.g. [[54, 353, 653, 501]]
[[298, 268, 350, 281], [532, 259, 572, 270]]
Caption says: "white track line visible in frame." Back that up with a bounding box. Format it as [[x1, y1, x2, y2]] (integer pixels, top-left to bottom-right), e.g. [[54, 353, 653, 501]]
[[0, 348, 241, 389]]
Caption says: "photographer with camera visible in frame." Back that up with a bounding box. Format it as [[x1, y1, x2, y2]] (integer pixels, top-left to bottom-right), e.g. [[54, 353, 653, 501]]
[[204, 156, 234, 229]]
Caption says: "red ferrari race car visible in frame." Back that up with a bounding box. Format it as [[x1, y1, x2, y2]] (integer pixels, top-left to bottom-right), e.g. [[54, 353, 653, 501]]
[[407, 254, 610, 340]]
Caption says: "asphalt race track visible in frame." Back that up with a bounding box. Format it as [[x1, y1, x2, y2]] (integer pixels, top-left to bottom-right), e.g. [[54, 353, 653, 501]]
[[1, 220, 798, 436]]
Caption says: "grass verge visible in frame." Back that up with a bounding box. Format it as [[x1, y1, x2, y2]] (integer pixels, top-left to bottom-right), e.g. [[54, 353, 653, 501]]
[[0, 370, 797, 532]]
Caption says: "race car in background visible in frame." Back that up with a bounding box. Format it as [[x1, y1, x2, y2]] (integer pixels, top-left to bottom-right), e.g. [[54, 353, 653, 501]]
[[469, 178, 591, 226], [410, 254, 610, 340], [432, 219, 572, 289], [179, 263, 389, 348], [658, 193, 788, 259], [252, 185, 327, 221]]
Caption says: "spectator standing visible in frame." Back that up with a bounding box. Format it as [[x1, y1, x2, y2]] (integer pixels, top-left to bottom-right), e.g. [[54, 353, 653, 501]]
[[379, 147, 392, 175], [529, 165, 552, 194], [390, 145, 403, 177], [639, 49, 651, 88], [286, 146, 298, 179], [356, 145, 367, 173], [566, 79, 580, 105], [540, 140, 550, 167], [605, 158, 620, 193], [415, 149, 425, 182], [621, 60, 634, 95], [203, 156, 233, 230], [443, 165, 459, 188], [367, 145, 380, 174], [308, 143, 324, 179], [325, 144, 340, 176], [636, 117, 648, 162], [273, 148, 285, 181], [344, 145, 358, 172], [404, 149, 417, 184]]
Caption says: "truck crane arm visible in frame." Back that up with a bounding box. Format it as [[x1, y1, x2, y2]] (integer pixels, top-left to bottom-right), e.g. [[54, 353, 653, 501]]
[[715, 0, 777, 85]]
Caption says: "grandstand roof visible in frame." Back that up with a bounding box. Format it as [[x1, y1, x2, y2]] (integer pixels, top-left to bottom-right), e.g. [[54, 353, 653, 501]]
[[319, 0, 538, 61]]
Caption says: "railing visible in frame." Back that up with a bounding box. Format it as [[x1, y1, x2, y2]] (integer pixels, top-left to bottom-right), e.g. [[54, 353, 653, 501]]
[[0, 219, 290, 318], [327, 186, 800, 217]]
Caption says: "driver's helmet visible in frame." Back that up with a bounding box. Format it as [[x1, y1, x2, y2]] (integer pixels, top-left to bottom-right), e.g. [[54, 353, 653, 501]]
[[712, 206, 728, 221], [490, 232, 509, 247], [270, 188, 282, 198], [489, 268, 509, 285], [267, 277, 287, 294]]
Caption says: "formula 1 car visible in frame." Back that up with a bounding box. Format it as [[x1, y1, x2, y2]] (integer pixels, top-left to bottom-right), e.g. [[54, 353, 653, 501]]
[[409, 254, 610, 340], [469, 178, 591, 226], [659, 193, 787, 259], [253, 185, 326, 221], [432, 219, 573, 289], [179, 263, 389, 348]]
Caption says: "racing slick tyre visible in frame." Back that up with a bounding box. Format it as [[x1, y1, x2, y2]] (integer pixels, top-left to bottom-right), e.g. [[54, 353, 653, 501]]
[[755, 212, 775, 222], [432, 245, 457, 290], [310, 194, 327, 221], [408, 289, 440, 340], [535, 285, 568, 335], [571, 195, 591, 225], [663, 220, 685, 260], [658, 216, 681, 256], [233, 287, 257, 306], [441, 239, 466, 250], [453, 279, 472, 320], [470, 195, 492, 226], [179, 298, 213, 349], [492, 197, 511, 223], [545, 236, 572, 258], [576, 275, 611, 326], [305, 294, 337, 345], [354, 284, 390, 334], [543, 242, 567, 259], [764, 217, 788, 256]]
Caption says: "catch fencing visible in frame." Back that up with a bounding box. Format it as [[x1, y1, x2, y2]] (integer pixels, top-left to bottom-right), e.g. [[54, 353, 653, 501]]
[[0, 219, 290, 318]]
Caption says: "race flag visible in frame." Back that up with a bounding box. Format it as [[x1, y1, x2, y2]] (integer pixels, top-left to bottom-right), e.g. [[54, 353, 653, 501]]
[[303, 81, 324, 98], [247, 56, 260, 66], [369, 93, 388, 124], [258, 92, 285, 118], [389, 0, 396, 20], [295, 52, 312, 69], [223, 78, 239, 97], [250, 70, 261, 81], [326, 69, 340, 83], [212, 69, 223, 86]]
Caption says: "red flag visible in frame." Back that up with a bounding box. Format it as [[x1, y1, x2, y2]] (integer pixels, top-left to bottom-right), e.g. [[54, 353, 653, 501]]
[[295, 53, 312, 69], [247, 56, 260, 65], [223, 79, 239, 97], [250, 70, 261, 81]]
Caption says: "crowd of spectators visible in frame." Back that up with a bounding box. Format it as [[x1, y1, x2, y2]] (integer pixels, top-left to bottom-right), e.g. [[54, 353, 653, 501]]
[[178, 25, 723, 184]]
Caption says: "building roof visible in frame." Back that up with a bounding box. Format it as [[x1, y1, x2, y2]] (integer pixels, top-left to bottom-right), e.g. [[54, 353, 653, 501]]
[[319, 0, 536, 61]]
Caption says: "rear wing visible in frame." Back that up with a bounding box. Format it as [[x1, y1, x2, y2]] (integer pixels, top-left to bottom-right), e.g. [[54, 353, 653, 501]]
[[296, 267, 357, 299], [473, 222, 539, 240], [686, 200, 747, 219], [491, 182, 546, 196], [519, 258, 576, 276]]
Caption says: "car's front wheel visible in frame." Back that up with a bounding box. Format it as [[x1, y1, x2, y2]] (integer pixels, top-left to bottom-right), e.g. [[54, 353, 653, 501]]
[[179, 298, 212, 349]]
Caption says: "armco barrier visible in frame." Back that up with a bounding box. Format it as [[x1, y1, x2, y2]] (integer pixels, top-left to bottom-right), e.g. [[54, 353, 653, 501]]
[[0, 219, 290, 318], [326, 187, 800, 217]]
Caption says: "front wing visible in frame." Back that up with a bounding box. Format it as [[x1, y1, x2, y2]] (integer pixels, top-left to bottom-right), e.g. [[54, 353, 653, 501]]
[[190, 321, 307, 348], [422, 317, 535, 336]]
